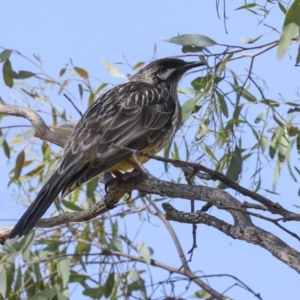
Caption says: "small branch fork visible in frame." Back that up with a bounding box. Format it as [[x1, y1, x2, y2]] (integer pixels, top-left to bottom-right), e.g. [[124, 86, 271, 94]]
[[0, 97, 67, 147]]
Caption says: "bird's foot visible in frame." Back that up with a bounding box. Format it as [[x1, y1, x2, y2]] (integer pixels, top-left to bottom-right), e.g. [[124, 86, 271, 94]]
[[120, 168, 143, 181], [104, 169, 144, 193]]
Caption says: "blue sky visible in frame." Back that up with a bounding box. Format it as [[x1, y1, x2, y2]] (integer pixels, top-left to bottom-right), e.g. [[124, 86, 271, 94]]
[[0, 1, 299, 299]]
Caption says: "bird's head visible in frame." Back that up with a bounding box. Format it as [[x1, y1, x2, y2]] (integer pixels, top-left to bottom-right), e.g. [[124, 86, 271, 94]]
[[130, 58, 205, 89]]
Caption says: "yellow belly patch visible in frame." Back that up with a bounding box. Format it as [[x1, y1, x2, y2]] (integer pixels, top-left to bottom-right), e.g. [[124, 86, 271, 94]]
[[108, 155, 151, 172]]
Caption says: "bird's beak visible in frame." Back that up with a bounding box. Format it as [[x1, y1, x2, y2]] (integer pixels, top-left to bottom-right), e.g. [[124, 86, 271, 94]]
[[180, 61, 206, 71]]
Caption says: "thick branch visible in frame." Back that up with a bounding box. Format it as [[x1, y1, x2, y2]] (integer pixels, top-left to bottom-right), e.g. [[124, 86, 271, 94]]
[[111, 145, 300, 220], [36, 182, 130, 228], [0, 98, 67, 147], [1, 176, 299, 274], [162, 203, 300, 274]]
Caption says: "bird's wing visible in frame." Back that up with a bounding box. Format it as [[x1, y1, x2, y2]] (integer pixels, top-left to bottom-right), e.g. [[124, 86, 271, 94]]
[[59, 81, 174, 195], [8, 82, 174, 239]]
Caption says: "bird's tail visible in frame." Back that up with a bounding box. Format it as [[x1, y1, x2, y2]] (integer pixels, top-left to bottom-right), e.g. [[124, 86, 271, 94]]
[[8, 170, 70, 239]]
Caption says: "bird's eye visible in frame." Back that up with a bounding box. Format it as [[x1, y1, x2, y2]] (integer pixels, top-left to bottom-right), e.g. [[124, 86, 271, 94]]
[[159, 66, 166, 72]]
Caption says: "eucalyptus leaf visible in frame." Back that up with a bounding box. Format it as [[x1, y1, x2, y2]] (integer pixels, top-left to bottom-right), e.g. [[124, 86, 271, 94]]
[[57, 258, 70, 288], [137, 242, 151, 264], [161, 34, 217, 47], [102, 59, 126, 78], [277, 0, 300, 60], [241, 35, 263, 44]]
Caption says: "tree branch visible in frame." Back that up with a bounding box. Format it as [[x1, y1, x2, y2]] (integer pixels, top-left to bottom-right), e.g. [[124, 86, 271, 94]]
[[0, 97, 67, 147], [110, 144, 300, 221], [101, 249, 229, 300], [1, 175, 299, 274], [162, 202, 300, 274]]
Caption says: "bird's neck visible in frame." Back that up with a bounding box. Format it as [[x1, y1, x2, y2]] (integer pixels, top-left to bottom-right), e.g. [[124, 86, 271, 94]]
[[129, 74, 154, 85]]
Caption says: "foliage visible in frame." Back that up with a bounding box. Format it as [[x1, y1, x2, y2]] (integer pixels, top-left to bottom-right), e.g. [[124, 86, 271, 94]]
[[1, 1, 300, 299]]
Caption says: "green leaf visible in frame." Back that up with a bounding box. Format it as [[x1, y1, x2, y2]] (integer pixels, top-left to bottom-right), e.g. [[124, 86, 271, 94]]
[[15, 70, 35, 79], [172, 141, 179, 160], [231, 84, 256, 102], [216, 90, 228, 117], [204, 145, 218, 162], [3, 140, 10, 158], [259, 133, 269, 153], [23, 128, 35, 139], [32, 288, 56, 300], [61, 200, 83, 212], [69, 273, 88, 283], [218, 146, 242, 189], [137, 242, 151, 264], [286, 138, 297, 182], [235, 3, 256, 10], [86, 177, 98, 198], [192, 74, 221, 91], [192, 289, 210, 298], [218, 53, 233, 71], [83, 286, 104, 298], [0, 49, 12, 62], [261, 99, 280, 107], [133, 62, 145, 70], [22, 230, 35, 262], [53, 124, 74, 137], [95, 83, 108, 96], [24, 269, 37, 298], [14, 267, 22, 293], [58, 80, 69, 95], [126, 278, 147, 299], [254, 110, 266, 124], [181, 94, 202, 124], [88, 92, 95, 106], [196, 122, 209, 140], [78, 83, 83, 99], [181, 45, 203, 53], [241, 35, 263, 44], [128, 269, 140, 281], [57, 258, 70, 288], [57, 290, 68, 300], [14, 150, 25, 180], [110, 236, 122, 252], [0, 263, 7, 296], [296, 44, 300, 65], [24, 165, 44, 178], [269, 126, 284, 159], [74, 66, 89, 78], [278, 127, 289, 162], [3, 59, 14, 88], [227, 119, 245, 125], [278, 1, 287, 14], [273, 160, 283, 191], [102, 60, 125, 78], [59, 65, 67, 77], [104, 273, 115, 297], [161, 34, 217, 47], [277, 0, 300, 60], [163, 141, 172, 172], [297, 134, 300, 152]]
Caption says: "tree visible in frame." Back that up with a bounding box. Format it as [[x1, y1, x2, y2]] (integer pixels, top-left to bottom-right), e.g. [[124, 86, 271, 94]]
[[0, 1, 300, 299]]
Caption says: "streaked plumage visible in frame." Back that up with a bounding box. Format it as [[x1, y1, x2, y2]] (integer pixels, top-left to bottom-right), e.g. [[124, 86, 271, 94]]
[[8, 58, 204, 239]]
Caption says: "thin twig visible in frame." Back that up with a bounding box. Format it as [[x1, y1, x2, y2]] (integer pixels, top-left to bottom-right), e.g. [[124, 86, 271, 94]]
[[63, 93, 83, 117]]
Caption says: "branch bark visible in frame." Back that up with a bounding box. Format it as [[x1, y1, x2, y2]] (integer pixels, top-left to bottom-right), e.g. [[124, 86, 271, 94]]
[[0, 97, 67, 147], [1, 176, 299, 274], [110, 145, 300, 220]]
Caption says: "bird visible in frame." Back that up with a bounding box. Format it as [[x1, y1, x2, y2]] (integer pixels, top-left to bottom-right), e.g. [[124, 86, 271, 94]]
[[8, 57, 205, 240]]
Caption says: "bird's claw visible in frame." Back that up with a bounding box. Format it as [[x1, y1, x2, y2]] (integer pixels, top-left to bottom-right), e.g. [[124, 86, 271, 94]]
[[104, 169, 144, 194]]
